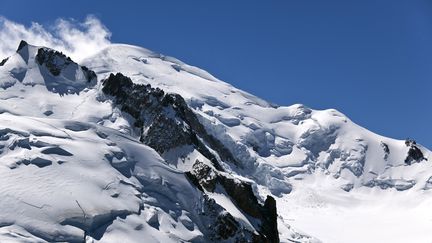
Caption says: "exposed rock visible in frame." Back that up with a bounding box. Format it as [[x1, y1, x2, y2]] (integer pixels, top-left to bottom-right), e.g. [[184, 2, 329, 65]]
[[43, 110, 53, 116], [341, 183, 354, 192], [171, 64, 181, 72], [187, 160, 279, 243], [21, 157, 52, 168], [187, 160, 217, 191], [35, 48, 96, 82], [405, 146, 425, 165], [261, 196, 278, 243], [41, 147, 73, 156], [81, 65, 97, 82], [380, 142, 390, 160], [102, 73, 240, 170], [17, 40, 28, 52], [201, 195, 245, 241], [405, 139, 427, 165], [0, 57, 8, 66], [36, 48, 73, 76], [214, 212, 240, 240]]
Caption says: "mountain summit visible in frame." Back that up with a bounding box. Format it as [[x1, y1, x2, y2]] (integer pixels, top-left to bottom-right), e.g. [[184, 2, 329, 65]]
[[0, 41, 430, 243]]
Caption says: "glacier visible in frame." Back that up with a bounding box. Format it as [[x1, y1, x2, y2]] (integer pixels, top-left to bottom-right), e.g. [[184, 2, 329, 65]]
[[0, 40, 430, 243]]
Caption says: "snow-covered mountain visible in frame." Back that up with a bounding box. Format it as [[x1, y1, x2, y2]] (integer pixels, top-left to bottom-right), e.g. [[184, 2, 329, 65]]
[[0, 41, 430, 243]]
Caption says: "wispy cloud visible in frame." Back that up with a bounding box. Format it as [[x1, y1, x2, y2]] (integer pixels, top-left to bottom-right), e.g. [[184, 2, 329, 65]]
[[0, 16, 111, 62]]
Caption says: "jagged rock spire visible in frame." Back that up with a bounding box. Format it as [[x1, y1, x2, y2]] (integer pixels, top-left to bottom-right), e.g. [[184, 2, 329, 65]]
[[17, 40, 28, 52]]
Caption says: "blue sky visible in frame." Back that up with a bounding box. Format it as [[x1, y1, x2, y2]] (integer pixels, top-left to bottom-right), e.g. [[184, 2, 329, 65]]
[[1, 0, 431, 148]]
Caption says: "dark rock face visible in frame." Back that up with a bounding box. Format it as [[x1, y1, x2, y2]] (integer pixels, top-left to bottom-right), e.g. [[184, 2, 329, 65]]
[[35, 48, 96, 82], [405, 146, 426, 164], [0, 57, 8, 66], [17, 40, 28, 52], [187, 160, 217, 191], [341, 183, 354, 192], [380, 142, 390, 160], [102, 73, 240, 171], [188, 160, 279, 243], [214, 212, 240, 240], [36, 48, 73, 76], [220, 176, 279, 243], [81, 66, 97, 82], [201, 196, 242, 241], [261, 196, 279, 243], [405, 139, 427, 165]]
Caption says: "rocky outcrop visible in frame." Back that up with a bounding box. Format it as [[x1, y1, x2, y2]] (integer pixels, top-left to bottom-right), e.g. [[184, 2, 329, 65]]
[[35, 47, 96, 82], [36, 48, 73, 76], [102, 73, 241, 170], [17, 40, 28, 52], [0, 57, 8, 66], [187, 160, 279, 243], [185, 160, 217, 192], [405, 139, 427, 165], [381, 142, 390, 160], [201, 195, 243, 241]]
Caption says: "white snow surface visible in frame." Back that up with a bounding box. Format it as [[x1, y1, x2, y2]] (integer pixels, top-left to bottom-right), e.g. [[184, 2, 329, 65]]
[[0, 42, 430, 242]]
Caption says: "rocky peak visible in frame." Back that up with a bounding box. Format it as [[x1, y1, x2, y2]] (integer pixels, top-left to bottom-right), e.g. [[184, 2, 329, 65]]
[[35, 47, 96, 82], [17, 40, 28, 52]]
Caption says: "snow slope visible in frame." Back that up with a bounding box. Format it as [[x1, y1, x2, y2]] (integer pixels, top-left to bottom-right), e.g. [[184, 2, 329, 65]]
[[0, 40, 430, 242], [0, 114, 205, 242]]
